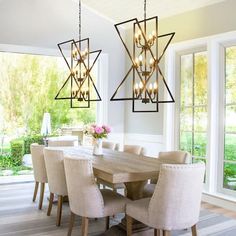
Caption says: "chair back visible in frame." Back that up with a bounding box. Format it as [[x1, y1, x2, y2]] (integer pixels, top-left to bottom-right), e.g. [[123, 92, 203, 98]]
[[148, 163, 205, 230], [44, 148, 67, 196], [64, 157, 104, 218], [123, 145, 142, 155], [48, 140, 75, 147], [159, 151, 192, 164], [30, 144, 47, 183], [102, 141, 116, 150]]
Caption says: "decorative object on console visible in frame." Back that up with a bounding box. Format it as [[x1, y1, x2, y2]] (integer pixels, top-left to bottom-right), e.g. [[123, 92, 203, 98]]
[[110, 0, 175, 112], [40, 112, 51, 146], [55, 0, 102, 108]]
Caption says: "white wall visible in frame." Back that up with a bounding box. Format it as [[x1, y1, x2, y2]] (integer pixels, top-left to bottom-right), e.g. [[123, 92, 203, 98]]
[[123, 0, 236, 155], [0, 0, 125, 135]]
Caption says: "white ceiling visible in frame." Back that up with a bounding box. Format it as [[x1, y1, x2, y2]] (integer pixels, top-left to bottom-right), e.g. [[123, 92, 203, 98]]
[[83, 0, 226, 22]]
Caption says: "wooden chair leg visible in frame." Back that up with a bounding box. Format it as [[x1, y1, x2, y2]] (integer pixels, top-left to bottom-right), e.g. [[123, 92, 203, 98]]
[[191, 224, 197, 236], [154, 229, 161, 236], [56, 195, 63, 226], [38, 183, 45, 210], [105, 216, 109, 230], [81, 217, 89, 236], [163, 230, 171, 236], [126, 214, 133, 236], [124, 188, 127, 197], [32, 181, 39, 202], [47, 192, 54, 216], [67, 211, 75, 236]]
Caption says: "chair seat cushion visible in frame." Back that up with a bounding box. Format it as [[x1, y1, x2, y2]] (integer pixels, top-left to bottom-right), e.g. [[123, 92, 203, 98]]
[[97, 178, 125, 190], [143, 184, 156, 198], [126, 198, 151, 225], [101, 189, 130, 216]]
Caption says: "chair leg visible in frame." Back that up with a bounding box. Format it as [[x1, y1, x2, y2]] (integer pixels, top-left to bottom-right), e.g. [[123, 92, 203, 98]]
[[154, 229, 161, 236], [82, 217, 89, 236], [38, 183, 45, 210], [191, 224, 197, 236], [32, 181, 39, 202], [126, 214, 133, 236], [105, 216, 109, 230], [124, 188, 127, 197], [56, 195, 63, 226], [163, 230, 171, 236], [47, 193, 54, 216], [67, 211, 75, 236]]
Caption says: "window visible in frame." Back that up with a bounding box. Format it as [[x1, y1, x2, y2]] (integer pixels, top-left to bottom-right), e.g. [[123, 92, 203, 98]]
[[179, 51, 208, 163], [223, 45, 236, 192], [166, 31, 236, 200], [0, 52, 97, 137]]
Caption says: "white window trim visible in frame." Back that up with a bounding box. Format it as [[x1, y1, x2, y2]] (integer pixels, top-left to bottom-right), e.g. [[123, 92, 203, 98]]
[[0, 43, 108, 125], [165, 31, 236, 198]]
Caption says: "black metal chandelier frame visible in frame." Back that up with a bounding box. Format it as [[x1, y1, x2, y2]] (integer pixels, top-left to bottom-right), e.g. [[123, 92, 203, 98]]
[[55, 0, 102, 109], [110, 0, 175, 112]]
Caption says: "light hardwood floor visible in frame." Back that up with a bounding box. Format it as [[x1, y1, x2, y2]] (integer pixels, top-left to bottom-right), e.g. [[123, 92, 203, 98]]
[[0, 182, 236, 236]]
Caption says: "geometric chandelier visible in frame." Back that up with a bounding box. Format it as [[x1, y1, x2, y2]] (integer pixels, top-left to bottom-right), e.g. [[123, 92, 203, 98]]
[[110, 0, 175, 112], [55, 0, 102, 108]]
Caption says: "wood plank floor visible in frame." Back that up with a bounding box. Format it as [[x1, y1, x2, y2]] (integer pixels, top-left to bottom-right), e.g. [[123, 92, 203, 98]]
[[0, 182, 236, 236]]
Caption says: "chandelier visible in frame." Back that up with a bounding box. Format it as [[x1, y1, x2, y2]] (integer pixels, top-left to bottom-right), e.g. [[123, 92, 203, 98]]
[[55, 0, 102, 108], [110, 0, 175, 112]]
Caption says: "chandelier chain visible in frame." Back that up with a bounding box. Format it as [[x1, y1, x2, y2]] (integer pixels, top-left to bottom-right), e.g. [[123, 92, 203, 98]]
[[79, 0, 81, 41], [144, 0, 146, 20]]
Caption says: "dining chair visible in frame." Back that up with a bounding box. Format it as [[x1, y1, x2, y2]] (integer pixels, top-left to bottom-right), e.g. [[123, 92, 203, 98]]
[[30, 143, 47, 210], [143, 151, 191, 198], [123, 144, 143, 155], [64, 156, 130, 236], [126, 163, 205, 236], [102, 141, 116, 150], [48, 140, 76, 147], [44, 148, 68, 226]]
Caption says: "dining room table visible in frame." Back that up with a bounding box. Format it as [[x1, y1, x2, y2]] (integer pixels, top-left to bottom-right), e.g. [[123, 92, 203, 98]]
[[44, 146, 177, 232]]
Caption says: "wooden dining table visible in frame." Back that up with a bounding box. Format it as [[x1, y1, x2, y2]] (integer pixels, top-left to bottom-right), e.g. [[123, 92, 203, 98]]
[[45, 146, 168, 200], [44, 146, 174, 232]]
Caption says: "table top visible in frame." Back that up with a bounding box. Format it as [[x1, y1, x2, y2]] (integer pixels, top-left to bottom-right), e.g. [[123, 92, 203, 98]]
[[44, 146, 173, 184]]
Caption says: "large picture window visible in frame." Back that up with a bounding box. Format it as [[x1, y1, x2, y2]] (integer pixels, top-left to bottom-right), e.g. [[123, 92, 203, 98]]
[[223, 45, 236, 192], [179, 51, 208, 163]]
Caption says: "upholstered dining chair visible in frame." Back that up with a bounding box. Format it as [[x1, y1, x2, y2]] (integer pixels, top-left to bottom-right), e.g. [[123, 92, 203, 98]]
[[64, 156, 130, 236], [143, 151, 191, 198], [126, 163, 205, 236], [48, 140, 75, 147], [30, 143, 47, 210], [44, 148, 68, 226], [102, 141, 116, 150], [123, 144, 143, 155]]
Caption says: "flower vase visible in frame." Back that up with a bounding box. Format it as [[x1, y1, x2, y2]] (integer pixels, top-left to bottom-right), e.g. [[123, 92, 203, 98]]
[[93, 138, 103, 156]]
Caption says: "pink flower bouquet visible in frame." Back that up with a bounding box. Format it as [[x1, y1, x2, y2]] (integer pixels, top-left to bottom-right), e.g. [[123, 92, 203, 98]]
[[84, 124, 111, 139]]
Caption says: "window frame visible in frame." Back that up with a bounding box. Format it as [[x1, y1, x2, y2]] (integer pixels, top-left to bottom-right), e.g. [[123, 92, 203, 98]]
[[218, 40, 236, 197]]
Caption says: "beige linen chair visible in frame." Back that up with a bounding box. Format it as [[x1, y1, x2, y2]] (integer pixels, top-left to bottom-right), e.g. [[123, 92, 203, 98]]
[[123, 144, 143, 155], [30, 144, 47, 210], [48, 140, 75, 147], [126, 163, 205, 236], [102, 141, 116, 150], [64, 157, 130, 236], [143, 151, 191, 198], [44, 148, 68, 226]]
